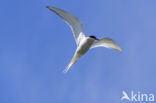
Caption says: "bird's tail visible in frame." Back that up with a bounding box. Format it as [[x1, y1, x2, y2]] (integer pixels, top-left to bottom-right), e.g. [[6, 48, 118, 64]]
[[63, 53, 81, 73]]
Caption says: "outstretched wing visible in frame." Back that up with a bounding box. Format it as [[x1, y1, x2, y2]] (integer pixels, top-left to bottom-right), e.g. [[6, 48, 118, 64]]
[[46, 6, 86, 46], [90, 37, 122, 52]]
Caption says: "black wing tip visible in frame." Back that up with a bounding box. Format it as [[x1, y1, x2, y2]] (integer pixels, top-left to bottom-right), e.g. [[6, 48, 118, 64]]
[[46, 6, 57, 11], [46, 6, 50, 8]]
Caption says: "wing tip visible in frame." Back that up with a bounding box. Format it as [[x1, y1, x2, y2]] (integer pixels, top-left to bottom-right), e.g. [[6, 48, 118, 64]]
[[114, 43, 122, 53], [46, 5, 55, 9], [118, 47, 122, 53], [46, 5, 50, 8]]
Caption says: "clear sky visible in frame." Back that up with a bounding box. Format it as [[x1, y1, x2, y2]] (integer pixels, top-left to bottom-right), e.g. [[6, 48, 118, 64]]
[[0, 0, 156, 103]]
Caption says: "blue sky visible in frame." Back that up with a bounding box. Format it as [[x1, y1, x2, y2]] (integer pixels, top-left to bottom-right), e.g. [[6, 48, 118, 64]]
[[0, 0, 156, 103]]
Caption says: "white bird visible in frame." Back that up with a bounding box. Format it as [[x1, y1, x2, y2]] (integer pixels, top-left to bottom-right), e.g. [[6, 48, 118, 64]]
[[46, 6, 122, 73]]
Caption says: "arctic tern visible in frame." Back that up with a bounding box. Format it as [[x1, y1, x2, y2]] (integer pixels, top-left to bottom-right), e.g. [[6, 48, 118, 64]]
[[46, 6, 122, 73]]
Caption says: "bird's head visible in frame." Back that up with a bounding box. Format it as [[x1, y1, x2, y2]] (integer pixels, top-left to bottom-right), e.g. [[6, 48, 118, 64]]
[[89, 35, 99, 40]]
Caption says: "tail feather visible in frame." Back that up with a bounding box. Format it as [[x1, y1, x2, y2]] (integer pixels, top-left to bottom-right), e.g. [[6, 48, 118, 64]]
[[63, 61, 74, 73], [63, 53, 81, 73]]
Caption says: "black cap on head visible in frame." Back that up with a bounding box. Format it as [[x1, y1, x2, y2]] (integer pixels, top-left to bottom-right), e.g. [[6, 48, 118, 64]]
[[89, 35, 97, 40], [89, 35, 99, 40], [89, 35, 96, 39]]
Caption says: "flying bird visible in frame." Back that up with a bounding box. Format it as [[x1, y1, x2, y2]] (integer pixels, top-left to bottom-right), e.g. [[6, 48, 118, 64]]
[[46, 6, 122, 73]]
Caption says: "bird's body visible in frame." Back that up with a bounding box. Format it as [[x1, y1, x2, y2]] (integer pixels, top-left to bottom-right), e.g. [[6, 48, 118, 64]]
[[77, 37, 95, 55], [46, 6, 122, 73], [64, 37, 95, 72]]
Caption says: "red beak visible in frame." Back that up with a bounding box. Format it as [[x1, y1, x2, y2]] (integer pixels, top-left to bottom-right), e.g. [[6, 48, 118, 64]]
[[95, 38, 99, 40]]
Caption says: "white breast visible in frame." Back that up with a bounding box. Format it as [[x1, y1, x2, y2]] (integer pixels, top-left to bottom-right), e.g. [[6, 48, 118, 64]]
[[76, 37, 95, 55]]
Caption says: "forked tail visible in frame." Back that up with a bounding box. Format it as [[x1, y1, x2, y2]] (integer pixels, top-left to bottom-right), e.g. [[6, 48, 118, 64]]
[[63, 53, 81, 73]]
